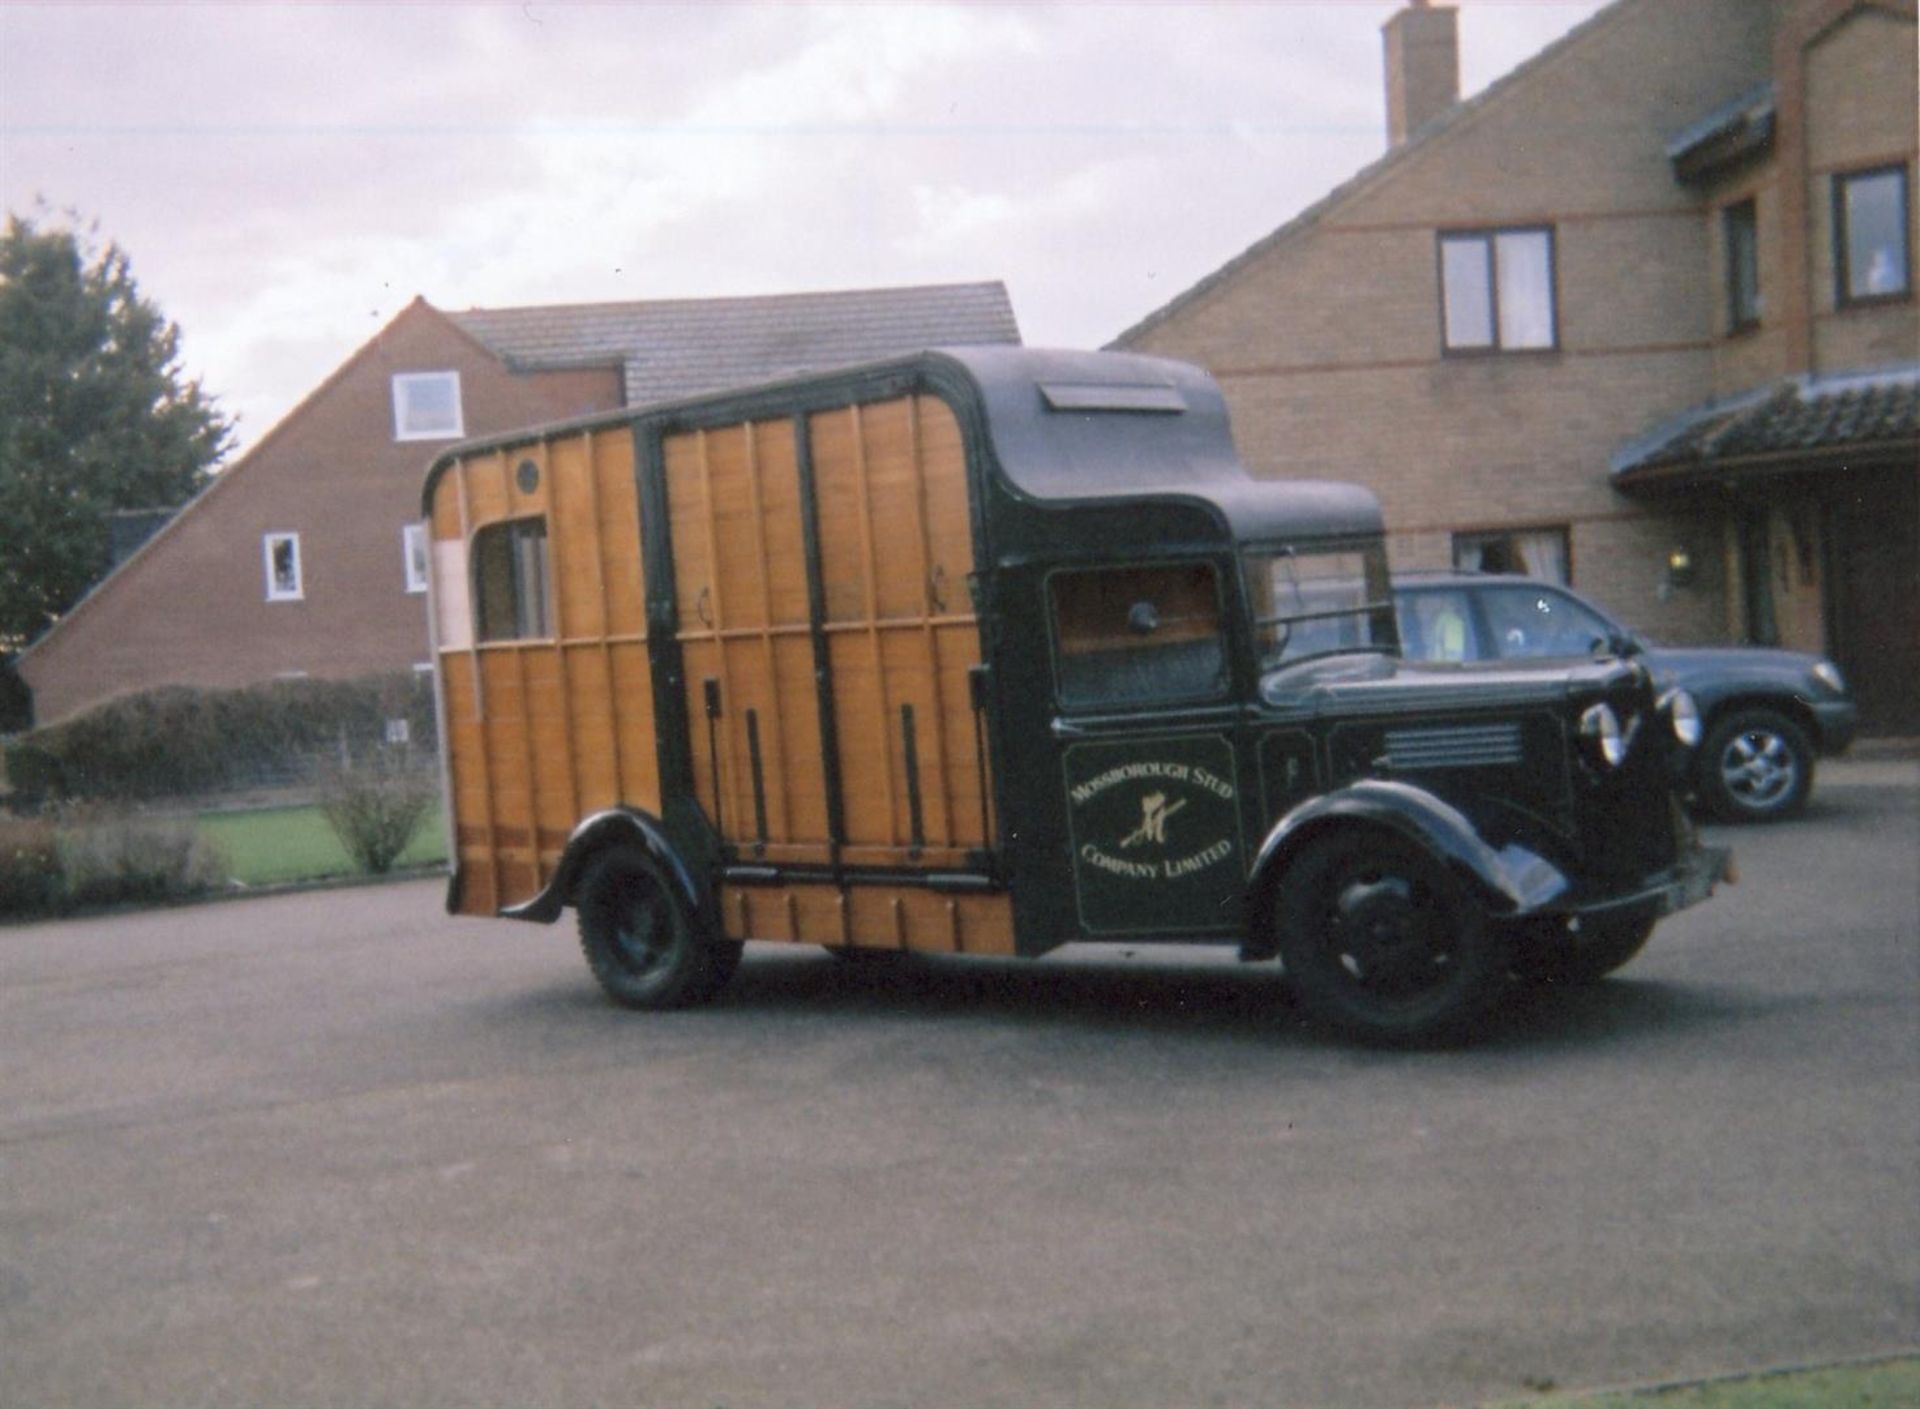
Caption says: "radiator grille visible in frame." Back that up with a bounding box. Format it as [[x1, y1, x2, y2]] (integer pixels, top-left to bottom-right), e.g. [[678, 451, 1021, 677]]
[[1385, 722, 1524, 770]]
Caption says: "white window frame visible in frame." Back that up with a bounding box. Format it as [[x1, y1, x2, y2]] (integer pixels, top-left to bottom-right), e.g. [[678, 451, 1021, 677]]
[[392, 370, 465, 442], [403, 522, 430, 594], [263, 531, 303, 602]]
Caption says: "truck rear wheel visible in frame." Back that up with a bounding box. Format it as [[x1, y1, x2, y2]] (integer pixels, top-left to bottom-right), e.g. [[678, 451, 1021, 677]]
[[575, 847, 740, 1009], [1273, 831, 1510, 1045]]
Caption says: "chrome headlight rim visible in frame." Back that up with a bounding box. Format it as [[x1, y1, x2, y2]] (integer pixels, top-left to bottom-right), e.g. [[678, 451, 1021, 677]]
[[1660, 687, 1703, 748], [1579, 702, 1627, 768], [1811, 660, 1845, 695]]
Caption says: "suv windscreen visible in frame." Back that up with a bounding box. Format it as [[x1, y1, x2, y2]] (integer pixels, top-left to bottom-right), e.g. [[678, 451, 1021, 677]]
[[1244, 540, 1397, 670]]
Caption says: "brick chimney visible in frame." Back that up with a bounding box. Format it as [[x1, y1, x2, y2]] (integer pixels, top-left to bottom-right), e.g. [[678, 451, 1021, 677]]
[[1383, 0, 1460, 146]]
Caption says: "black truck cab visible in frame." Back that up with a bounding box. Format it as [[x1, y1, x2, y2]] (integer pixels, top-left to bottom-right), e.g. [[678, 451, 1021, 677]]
[[958, 348, 1729, 1040]]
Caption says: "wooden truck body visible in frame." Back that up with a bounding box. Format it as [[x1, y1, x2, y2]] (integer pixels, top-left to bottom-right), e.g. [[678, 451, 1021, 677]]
[[422, 347, 1728, 1043]]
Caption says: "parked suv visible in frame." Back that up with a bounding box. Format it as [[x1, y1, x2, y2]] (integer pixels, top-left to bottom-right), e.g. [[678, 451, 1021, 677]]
[[1394, 573, 1857, 823]]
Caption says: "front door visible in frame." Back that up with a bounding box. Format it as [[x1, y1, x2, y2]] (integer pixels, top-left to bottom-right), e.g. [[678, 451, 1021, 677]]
[[1038, 558, 1250, 939]]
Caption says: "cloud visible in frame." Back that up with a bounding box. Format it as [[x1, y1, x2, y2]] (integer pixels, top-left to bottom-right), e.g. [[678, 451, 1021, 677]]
[[2, 1, 1607, 452]]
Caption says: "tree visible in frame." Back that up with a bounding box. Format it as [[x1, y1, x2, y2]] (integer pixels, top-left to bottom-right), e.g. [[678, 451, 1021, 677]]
[[0, 212, 232, 657]]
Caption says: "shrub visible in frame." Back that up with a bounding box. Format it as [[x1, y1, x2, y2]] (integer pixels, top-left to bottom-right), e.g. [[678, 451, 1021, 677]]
[[319, 753, 438, 875], [5, 670, 439, 803], [0, 816, 63, 917], [57, 809, 227, 910]]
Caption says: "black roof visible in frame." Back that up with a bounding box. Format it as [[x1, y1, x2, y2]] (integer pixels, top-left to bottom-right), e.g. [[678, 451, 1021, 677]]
[[937, 346, 1385, 546]]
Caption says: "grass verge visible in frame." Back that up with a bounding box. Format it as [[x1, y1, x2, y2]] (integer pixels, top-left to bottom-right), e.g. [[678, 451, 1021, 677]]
[[1488, 1356, 1919, 1408], [198, 801, 446, 887]]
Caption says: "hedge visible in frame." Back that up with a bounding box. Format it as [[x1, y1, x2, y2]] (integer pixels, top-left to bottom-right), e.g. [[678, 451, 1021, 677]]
[[3, 671, 439, 806]]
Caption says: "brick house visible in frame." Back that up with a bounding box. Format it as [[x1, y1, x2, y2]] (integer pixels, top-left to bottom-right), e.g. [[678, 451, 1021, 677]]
[[1113, 0, 1917, 733], [17, 283, 1019, 725]]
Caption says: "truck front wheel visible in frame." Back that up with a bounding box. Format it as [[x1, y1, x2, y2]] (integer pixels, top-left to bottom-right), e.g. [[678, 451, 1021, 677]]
[[1272, 831, 1511, 1045], [575, 847, 740, 1009]]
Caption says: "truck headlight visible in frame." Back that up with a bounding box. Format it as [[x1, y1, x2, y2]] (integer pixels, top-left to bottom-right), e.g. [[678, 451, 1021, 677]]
[[1580, 703, 1627, 768], [1812, 660, 1845, 694], [1661, 688, 1702, 747]]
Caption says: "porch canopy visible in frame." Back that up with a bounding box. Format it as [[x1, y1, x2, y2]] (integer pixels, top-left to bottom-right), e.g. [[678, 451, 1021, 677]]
[[1611, 365, 1919, 494]]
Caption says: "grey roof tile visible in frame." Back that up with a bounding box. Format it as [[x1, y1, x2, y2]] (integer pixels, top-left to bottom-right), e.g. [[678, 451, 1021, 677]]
[[449, 282, 1020, 407], [1612, 364, 1920, 482]]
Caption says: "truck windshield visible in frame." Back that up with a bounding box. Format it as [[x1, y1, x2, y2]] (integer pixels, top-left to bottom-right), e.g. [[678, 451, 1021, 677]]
[[1244, 540, 1397, 669]]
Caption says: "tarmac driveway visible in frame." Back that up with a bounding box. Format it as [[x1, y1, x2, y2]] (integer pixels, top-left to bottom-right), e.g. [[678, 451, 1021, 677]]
[[2, 758, 1915, 1408]]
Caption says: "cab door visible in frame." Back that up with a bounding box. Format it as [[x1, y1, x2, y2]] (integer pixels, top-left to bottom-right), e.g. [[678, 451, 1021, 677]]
[[1032, 557, 1251, 940]]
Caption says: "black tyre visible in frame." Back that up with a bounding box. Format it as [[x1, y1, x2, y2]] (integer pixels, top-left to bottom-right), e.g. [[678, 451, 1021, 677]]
[[1272, 830, 1510, 1045], [1697, 708, 1812, 823], [575, 847, 740, 1009], [1513, 913, 1655, 986]]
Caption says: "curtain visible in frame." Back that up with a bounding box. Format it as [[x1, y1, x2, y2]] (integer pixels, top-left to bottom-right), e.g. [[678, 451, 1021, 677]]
[[1514, 530, 1568, 583], [1495, 231, 1554, 349]]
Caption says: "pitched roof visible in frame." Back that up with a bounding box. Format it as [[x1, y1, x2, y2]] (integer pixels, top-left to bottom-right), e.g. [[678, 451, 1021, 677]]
[[1611, 364, 1920, 487], [1107, 0, 1637, 349], [449, 281, 1020, 407]]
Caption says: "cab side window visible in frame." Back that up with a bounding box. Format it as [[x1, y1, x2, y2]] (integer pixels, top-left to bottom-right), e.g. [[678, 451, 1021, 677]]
[[473, 517, 553, 642], [1482, 585, 1611, 659], [1050, 562, 1226, 708]]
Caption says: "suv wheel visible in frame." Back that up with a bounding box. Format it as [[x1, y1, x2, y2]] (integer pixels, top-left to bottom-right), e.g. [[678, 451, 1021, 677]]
[[1698, 708, 1812, 823]]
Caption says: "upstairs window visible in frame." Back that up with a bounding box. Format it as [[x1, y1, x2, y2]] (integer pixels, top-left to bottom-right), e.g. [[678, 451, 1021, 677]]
[[263, 532, 303, 602], [1724, 199, 1761, 332], [392, 371, 464, 441], [402, 522, 430, 594], [1439, 227, 1557, 352], [1835, 166, 1911, 305], [1049, 562, 1226, 708], [472, 517, 552, 641]]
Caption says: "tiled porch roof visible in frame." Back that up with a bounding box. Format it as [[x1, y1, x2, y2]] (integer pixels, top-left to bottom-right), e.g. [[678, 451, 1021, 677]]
[[1612, 365, 1920, 489]]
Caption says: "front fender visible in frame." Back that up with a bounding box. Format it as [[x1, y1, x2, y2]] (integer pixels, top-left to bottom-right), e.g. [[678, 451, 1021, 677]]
[[1243, 779, 1569, 957], [498, 807, 701, 925]]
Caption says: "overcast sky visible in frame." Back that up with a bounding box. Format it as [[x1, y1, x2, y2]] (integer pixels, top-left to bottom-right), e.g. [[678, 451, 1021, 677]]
[[2, 1, 1606, 456]]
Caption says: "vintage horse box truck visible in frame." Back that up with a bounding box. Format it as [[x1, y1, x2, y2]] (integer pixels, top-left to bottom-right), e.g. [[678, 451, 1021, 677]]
[[421, 346, 1730, 1043]]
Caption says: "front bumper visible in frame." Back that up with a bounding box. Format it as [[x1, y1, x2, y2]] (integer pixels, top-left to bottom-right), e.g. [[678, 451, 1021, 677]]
[[1810, 699, 1858, 756], [1563, 842, 1734, 924]]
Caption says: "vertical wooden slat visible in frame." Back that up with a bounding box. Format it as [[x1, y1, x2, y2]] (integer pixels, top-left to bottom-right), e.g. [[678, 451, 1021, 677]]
[[501, 454, 545, 888], [580, 429, 627, 800], [539, 440, 583, 839], [908, 396, 957, 846], [452, 456, 502, 910], [847, 404, 901, 846], [743, 421, 794, 842], [694, 429, 744, 839]]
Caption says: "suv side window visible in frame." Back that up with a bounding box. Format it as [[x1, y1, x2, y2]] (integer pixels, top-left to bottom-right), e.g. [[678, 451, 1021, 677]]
[[1049, 562, 1227, 708], [1398, 589, 1480, 662], [1481, 584, 1612, 659]]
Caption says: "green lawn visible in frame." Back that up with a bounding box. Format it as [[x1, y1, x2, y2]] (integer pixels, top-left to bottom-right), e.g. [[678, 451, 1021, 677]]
[[1488, 1358, 1919, 1409], [198, 801, 447, 887]]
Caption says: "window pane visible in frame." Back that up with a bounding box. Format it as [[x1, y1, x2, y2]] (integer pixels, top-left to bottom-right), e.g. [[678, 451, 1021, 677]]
[[403, 523, 429, 593], [1494, 230, 1554, 348], [1842, 169, 1909, 299], [265, 533, 301, 600], [1398, 590, 1480, 663], [394, 372, 464, 440], [1726, 201, 1760, 327], [1441, 236, 1494, 349], [473, 518, 551, 641], [1482, 586, 1612, 659], [1050, 563, 1225, 707]]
